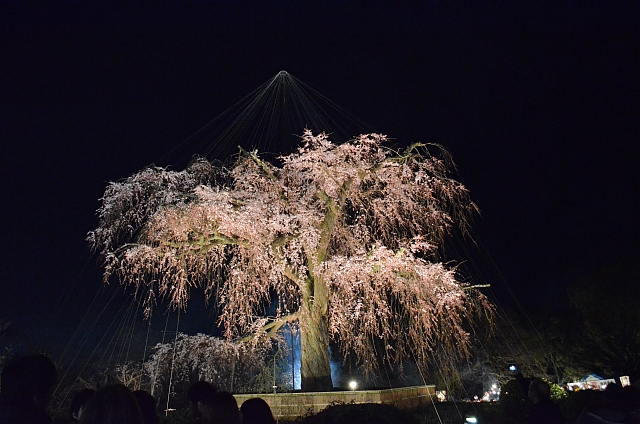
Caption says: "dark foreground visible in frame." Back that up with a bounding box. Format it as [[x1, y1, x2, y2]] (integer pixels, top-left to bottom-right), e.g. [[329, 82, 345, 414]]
[[48, 387, 620, 424]]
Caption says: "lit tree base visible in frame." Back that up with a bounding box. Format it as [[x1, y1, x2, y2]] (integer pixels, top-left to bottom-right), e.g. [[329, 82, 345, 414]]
[[301, 376, 333, 392]]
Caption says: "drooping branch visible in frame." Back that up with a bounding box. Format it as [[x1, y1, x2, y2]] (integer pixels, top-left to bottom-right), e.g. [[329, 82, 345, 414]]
[[90, 130, 492, 387]]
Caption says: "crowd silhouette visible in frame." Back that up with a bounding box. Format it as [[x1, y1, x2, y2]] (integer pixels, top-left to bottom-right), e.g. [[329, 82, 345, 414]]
[[0, 354, 638, 423], [0, 354, 278, 424]]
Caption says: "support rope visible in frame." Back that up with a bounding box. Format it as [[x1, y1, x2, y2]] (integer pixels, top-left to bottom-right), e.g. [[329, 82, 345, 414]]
[[165, 310, 181, 415]]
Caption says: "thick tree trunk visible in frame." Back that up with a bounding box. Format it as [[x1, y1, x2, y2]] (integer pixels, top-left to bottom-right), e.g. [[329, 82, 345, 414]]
[[300, 305, 333, 391], [299, 194, 339, 392]]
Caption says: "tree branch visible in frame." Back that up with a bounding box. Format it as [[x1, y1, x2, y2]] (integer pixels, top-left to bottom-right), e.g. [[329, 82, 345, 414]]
[[240, 313, 300, 342], [462, 284, 491, 291], [159, 233, 239, 249]]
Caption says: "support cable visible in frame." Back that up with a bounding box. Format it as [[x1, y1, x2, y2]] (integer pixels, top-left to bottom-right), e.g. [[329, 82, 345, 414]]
[[165, 310, 181, 415]]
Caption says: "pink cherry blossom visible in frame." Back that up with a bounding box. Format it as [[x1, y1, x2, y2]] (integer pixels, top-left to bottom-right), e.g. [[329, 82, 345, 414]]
[[89, 131, 492, 389]]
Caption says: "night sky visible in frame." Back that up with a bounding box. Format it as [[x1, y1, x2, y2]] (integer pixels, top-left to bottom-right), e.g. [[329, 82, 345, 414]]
[[1, 2, 638, 356]]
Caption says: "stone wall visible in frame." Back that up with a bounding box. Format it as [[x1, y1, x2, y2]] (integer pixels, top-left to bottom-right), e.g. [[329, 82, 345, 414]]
[[234, 385, 436, 421]]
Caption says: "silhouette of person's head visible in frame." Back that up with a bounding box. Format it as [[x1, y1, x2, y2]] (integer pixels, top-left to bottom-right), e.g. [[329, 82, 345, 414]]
[[201, 391, 240, 424], [79, 384, 143, 424], [240, 397, 275, 424], [133, 390, 159, 424], [70, 388, 95, 422], [188, 380, 216, 420], [528, 379, 550, 404], [0, 353, 57, 410], [603, 382, 623, 403]]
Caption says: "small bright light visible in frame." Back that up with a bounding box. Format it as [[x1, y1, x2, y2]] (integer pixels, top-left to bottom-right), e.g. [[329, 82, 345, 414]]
[[508, 365, 516, 371], [465, 417, 478, 423], [349, 381, 358, 390]]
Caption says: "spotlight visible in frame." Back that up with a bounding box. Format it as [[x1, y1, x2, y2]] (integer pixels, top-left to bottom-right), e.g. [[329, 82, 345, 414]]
[[349, 381, 358, 390]]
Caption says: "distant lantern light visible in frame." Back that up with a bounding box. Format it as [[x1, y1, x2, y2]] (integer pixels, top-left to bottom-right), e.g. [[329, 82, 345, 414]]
[[349, 381, 358, 390]]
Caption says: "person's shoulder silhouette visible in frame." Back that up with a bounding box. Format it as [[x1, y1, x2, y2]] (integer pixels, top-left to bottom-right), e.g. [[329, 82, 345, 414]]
[[0, 354, 57, 424], [79, 384, 143, 424]]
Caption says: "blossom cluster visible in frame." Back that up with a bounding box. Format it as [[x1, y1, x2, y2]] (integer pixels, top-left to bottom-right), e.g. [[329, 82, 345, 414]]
[[90, 131, 490, 377]]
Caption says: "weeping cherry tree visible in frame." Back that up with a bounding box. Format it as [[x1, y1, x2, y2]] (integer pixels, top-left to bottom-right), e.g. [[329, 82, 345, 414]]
[[88, 130, 492, 391]]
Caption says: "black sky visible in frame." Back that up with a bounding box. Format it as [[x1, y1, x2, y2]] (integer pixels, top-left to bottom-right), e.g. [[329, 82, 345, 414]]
[[1, 2, 638, 354]]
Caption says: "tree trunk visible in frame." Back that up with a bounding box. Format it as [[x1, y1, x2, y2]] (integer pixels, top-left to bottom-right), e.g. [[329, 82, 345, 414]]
[[300, 305, 333, 391], [299, 198, 338, 392]]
